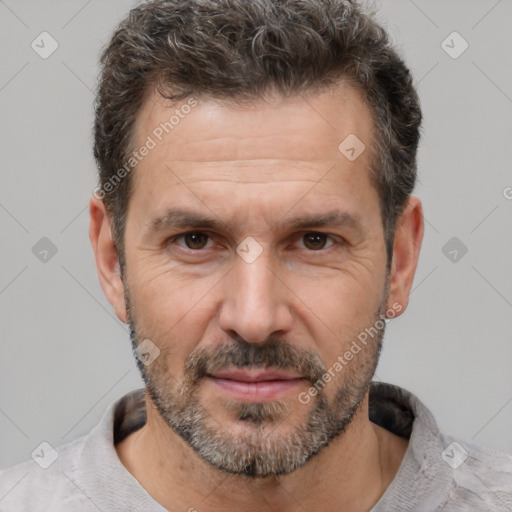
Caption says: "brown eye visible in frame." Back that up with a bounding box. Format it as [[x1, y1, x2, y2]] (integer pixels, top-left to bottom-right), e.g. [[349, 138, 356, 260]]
[[302, 232, 330, 250], [183, 232, 210, 249]]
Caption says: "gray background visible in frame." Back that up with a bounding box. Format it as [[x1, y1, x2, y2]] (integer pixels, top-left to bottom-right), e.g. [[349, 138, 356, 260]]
[[0, 0, 511, 470]]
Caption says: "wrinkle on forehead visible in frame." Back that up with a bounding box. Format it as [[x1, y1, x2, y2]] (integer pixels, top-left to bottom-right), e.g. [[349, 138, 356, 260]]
[[166, 159, 340, 184]]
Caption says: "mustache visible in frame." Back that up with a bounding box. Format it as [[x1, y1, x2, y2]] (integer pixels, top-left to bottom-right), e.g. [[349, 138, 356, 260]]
[[184, 337, 327, 385]]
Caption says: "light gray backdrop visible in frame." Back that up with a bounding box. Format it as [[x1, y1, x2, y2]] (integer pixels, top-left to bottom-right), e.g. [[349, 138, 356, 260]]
[[1, 0, 511, 470]]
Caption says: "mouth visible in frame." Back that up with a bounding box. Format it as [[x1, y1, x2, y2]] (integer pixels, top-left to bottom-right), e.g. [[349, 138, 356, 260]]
[[206, 368, 306, 402]]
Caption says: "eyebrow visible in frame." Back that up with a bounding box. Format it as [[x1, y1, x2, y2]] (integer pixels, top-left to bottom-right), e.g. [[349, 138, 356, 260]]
[[147, 208, 363, 234], [149, 209, 223, 232], [278, 209, 362, 232]]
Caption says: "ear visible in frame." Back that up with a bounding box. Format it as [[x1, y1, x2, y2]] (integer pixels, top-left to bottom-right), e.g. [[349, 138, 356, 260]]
[[89, 195, 128, 323], [386, 195, 424, 317]]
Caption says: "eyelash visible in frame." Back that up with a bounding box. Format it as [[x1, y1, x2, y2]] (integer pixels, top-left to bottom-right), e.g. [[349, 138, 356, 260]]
[[167, 231, 342, 253]]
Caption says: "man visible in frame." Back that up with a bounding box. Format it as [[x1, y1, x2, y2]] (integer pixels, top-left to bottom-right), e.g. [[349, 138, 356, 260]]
[[1, 0, 511, 510]]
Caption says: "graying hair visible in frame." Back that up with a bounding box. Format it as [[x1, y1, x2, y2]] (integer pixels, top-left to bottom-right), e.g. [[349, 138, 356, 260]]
[[94, 0, 422, 268]]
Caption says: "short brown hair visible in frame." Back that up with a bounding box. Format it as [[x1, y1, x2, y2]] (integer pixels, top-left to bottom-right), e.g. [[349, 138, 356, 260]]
[[93, 0, 422, 268]]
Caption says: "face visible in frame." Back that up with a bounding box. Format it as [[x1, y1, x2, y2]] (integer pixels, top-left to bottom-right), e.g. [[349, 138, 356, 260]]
[[117, 84, 394, 477]]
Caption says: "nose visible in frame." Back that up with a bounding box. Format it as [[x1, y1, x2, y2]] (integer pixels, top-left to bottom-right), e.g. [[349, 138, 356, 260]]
[[219, 250, 293, 344]]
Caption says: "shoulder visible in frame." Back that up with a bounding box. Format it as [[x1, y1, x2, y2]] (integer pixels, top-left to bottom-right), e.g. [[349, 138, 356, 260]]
[[0, 389, 148, 512], [0, 437, 95, 512], [370, 382, 512, 511], [437, 434, 512, 510]]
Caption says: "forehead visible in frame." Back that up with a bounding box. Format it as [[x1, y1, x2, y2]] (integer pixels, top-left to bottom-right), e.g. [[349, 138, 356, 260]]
[[126, 84, 380, 229], [132, 84, 375, 165]]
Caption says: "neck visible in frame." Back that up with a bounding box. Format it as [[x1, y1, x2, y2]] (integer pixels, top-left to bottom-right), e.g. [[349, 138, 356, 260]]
[[116, 390, 408, 511]]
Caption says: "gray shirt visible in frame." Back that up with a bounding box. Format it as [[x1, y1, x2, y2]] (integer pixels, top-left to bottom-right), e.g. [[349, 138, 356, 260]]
[[1, 382, 511, 511]]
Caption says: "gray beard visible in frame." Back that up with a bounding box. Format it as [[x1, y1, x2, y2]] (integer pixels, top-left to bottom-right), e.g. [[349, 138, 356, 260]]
[[128, 308, 385, 478]]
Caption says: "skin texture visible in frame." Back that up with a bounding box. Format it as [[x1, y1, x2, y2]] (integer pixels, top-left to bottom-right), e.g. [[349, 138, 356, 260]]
[[89, 83, 423, 511]]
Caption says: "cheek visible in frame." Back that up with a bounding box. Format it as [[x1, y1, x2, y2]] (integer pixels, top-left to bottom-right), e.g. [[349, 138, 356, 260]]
[[294, 273, 385, 360], [128, 267, 223, 366]]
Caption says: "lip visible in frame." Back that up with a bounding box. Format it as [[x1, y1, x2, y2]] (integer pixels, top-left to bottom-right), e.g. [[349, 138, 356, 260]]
[[210, 368, 302, 382], [207, 368, 305, 401]]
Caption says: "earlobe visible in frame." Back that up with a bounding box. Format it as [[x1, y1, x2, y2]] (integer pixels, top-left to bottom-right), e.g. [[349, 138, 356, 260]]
[[386, 195, 424, 317], [89, 196, 128, 324]]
